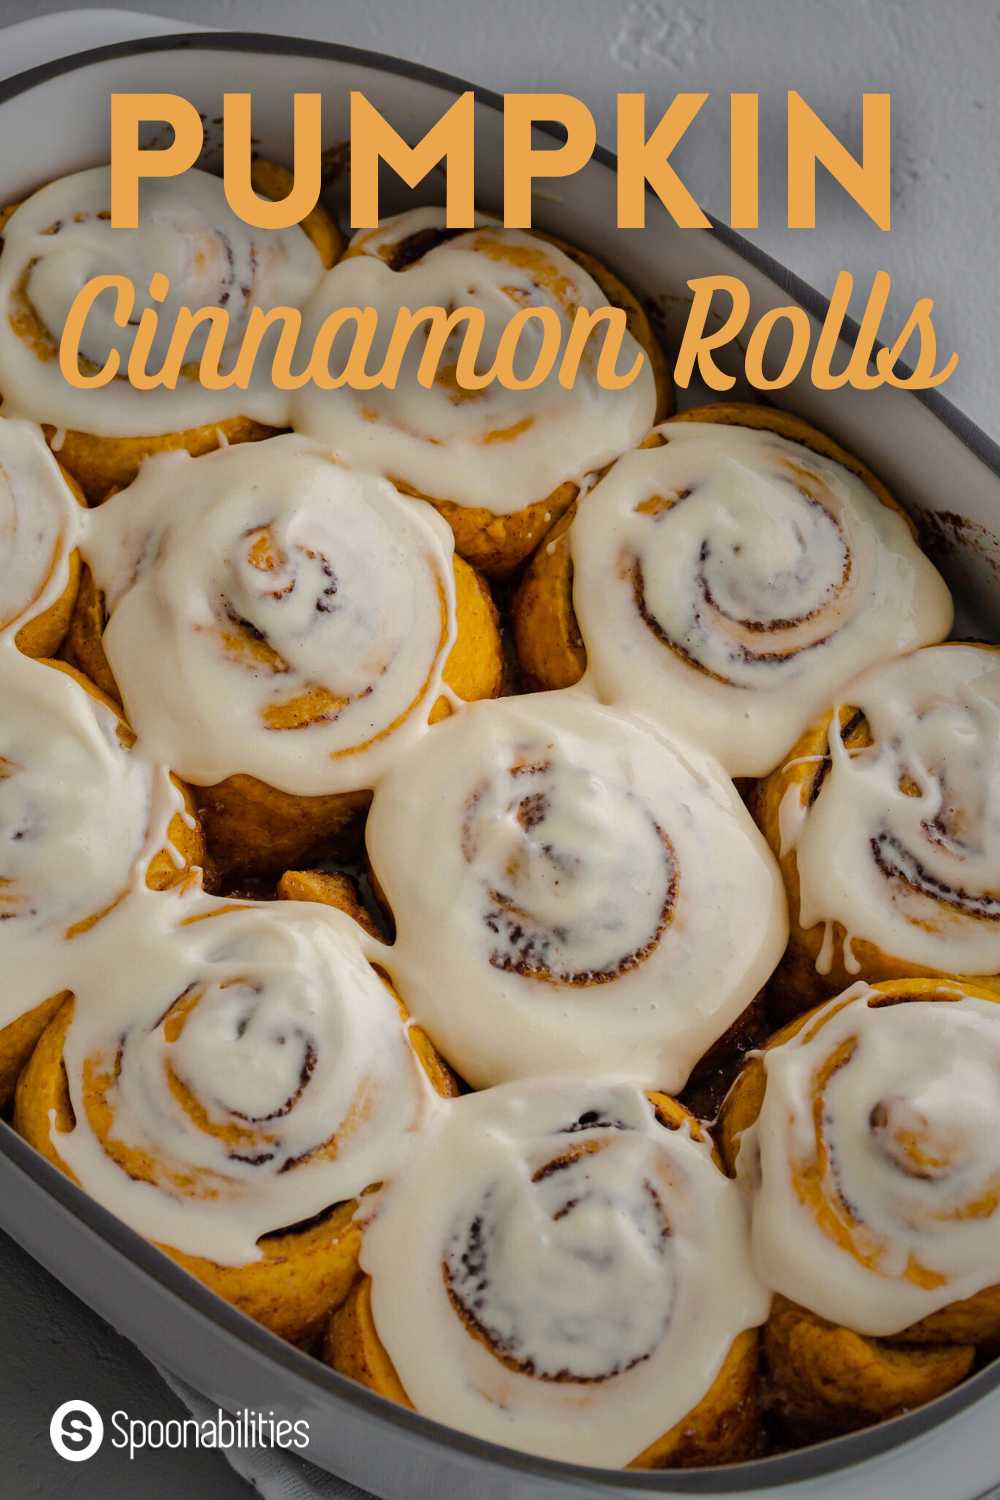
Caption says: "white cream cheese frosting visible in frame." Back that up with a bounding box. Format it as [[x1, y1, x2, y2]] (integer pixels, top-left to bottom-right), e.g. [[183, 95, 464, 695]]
[[784, 644, 1000, 977], [0, 166, 325, 435], [0, 649, 180, 1029], [81, 433, 459, 794], [366, 690, 788, 1090], [50, 888, 438, 1265], [740, 982, 1000, 1335], [290, 208, 656, 512], [360, 1078, 769, 1466], [0, 415, 82, 631], [569, 420, 954, 775]]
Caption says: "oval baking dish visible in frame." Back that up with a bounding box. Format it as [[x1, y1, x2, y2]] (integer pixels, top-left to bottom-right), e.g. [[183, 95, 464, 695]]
[[1, 31, 1000, 1500]]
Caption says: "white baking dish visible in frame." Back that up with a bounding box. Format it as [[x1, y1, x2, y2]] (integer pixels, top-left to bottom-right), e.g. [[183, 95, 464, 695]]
[[0, 31, 998, 1500]]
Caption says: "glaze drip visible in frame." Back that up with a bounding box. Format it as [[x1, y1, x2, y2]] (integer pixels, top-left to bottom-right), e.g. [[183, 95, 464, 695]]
[[790, 646, 1000, 975], [742, 983, 1000, 1335]]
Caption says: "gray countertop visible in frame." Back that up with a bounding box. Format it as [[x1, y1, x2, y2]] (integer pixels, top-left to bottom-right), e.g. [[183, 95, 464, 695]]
[[0, 1228, 253, 1497], [0, 2, 997, 1495]]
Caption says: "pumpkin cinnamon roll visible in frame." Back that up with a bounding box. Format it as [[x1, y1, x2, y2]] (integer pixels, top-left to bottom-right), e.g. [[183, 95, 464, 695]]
[[0, 652, 203, 1108], [0, 415, 86, 658], [325, 1079, 768, 1467], [366, 691, 787, 1090], [718, 978, 1000, 1439], [0, 163, 340, 499], [756, 642, 1000, 1014], [290, 208, 670, 576], [513, 404, 953, 774], [15, 883, 455, 1345], [66, 432, 502, 878]]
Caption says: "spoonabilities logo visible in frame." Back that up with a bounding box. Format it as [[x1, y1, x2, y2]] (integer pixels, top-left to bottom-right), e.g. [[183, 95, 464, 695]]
[[49, 1399, 105, 1462]]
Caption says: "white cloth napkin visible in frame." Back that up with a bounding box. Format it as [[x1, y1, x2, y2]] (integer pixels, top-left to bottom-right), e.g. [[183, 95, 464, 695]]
[[159, 1367, 376, 1500]]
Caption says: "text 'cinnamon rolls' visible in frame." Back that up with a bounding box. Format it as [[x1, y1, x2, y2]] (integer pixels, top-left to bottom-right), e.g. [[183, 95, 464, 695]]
[[291, 208, 669, 575]]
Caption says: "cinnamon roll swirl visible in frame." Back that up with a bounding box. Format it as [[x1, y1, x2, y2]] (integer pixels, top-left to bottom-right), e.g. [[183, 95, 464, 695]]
[[514, 405, 953, 774], [65, 432, 502, 877], [14, 882, 454, 1345], [326, 1080, 768, 1468], [0, 163, 340, 498], [718, 978, 1000, 1438], [757, 642, 1000, 1012], [0, 415, 85, 658], [0, 652, 203, 1107], [365, 691, 787, 1090], [290, 208, 670, 576]]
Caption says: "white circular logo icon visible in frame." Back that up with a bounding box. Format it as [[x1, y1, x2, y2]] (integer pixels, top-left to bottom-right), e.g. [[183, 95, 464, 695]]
[[49, 1400, 104, 1462]]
